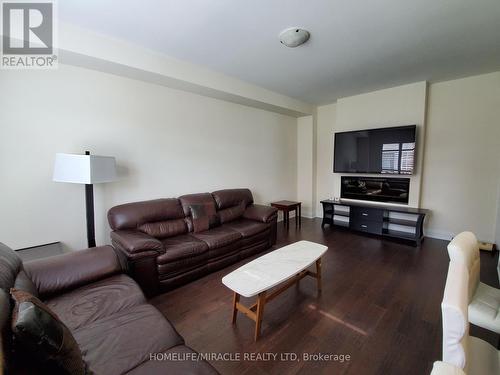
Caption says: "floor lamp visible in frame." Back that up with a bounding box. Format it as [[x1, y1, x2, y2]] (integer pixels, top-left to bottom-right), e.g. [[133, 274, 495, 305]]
[[53, 151, 117, 248]]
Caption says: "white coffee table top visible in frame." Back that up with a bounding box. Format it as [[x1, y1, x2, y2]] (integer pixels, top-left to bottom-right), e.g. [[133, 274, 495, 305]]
[[222, 240, 328, 297]]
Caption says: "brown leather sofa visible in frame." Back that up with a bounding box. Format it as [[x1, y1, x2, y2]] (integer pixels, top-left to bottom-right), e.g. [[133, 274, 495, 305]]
[[0, 242, 218, 375], [108, 189, 278, 296]]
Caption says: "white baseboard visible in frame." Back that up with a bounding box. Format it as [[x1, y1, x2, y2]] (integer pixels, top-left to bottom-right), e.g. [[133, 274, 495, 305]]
[[424, 230, 495, 244], [424, 229, 454, 241], [277, 213, 315, 222], [300, 211, 315, 219]]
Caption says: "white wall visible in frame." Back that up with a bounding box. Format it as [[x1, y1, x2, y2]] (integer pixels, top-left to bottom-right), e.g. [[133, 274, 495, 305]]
[[297, 116, 314, 217], [314, 82, 427, 212], [314, 103, 337, 215], [333, 82, 428, 207], [0, 64, 298, 250], [421, 72, 500, 242], [3, 64, 498, 249], [313, 74, 500, 243], [496, 184, 500, 248]]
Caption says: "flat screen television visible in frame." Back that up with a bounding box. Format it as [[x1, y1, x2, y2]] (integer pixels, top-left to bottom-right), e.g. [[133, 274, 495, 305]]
[[334, 125, 416, 174]]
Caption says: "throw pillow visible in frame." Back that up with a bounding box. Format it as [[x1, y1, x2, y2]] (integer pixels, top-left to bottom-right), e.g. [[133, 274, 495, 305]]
[[208, 211, 221, 229], [10, 288, 86, 375], [190, 204, 210, 233]]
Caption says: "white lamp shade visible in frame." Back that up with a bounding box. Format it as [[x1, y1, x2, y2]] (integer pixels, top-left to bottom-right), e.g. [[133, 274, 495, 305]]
[[53, 153, 117, 184]]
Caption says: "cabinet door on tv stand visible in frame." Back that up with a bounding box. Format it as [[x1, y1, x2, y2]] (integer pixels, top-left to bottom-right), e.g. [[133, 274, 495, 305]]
[[350, 206, 384, 223], [349, 219, 383, 235]]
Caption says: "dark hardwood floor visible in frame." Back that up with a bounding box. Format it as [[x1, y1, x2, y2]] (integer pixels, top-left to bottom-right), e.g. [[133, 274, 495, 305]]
[[150, 218, 499, 375]]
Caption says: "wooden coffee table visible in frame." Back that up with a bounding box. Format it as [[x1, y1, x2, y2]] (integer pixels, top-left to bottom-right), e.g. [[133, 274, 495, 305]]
[[271, 200, 301, 229], [222, 240, 328, 340]]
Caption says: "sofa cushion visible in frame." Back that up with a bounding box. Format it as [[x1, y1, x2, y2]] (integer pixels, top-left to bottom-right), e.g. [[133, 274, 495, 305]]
[[218, 202, 245, 224], [125, 345, 219, 375], [74, 304, 184, 375], [468, 281, 500, 334], [11, 289, 86, 375], [108, 198, 185, 231], [211, 188, 254, 210], [138, 218, 187, 239], [190, 226, 241, 249], [157, 236, 209, 264], [222, 219, 268, 238], [25, 246, 123, 299], [46, 274, 145, 331]]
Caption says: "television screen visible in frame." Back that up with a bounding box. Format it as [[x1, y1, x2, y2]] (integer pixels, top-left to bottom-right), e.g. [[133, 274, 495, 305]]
[[334, 125, 416, 174]]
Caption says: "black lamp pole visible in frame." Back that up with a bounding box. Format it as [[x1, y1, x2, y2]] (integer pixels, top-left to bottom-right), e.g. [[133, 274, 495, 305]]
[[85, 150, 96, 248]]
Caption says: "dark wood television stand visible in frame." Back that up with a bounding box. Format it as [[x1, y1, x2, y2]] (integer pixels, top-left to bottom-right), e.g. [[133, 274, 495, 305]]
[[320, 199, 428, 246]]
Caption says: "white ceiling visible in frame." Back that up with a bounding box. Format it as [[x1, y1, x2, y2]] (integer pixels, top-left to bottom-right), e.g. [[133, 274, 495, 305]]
[[59, 0, 500, 105]]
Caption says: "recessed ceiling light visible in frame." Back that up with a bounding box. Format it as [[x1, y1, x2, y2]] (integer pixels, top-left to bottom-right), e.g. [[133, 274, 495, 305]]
[[279, 27, 310, 48]]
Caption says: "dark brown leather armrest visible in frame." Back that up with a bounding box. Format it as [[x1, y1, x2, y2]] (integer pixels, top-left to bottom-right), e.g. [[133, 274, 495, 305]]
[[243, 204, 278, 223], [24, 245, 122, 299], [111, 230, 164, 260]]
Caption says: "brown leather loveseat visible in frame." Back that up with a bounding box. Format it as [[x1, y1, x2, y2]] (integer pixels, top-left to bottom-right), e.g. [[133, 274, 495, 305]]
[[108, 189, 278, 296], [0, 242, 218, 374]]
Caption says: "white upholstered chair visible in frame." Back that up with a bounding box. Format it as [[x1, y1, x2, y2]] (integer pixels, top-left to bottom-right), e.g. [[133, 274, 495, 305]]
[[434, 261, 500, 375], [447, 231, 500, 334], [497, 255, 500, 286], [430, 361, 465, 375]]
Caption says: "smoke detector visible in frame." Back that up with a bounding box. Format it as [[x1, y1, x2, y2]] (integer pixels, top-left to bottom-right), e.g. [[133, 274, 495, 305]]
[[279, 27, 310, 48]]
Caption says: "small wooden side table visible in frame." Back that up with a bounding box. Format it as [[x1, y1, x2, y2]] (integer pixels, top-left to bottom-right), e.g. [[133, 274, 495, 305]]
[[270, 200, 301, 229]]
